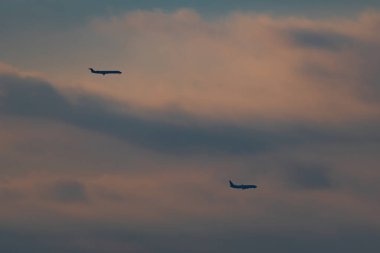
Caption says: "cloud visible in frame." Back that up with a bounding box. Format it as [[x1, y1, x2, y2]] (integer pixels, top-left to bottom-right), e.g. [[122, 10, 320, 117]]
[[285, 164, 332, 190], [0, 226, 379, 253], [0, 74, 71, 118], [72, 9, 380, 124], [2, 66, 380, 159], [4, 10, 380, 124], [0, 187, 24, 202], [289, 29, 355, 50], [0, 70, 270, 154], [0, 153, 379, 253], [48, 180, 87, 203], [1, 9, 380, 253]]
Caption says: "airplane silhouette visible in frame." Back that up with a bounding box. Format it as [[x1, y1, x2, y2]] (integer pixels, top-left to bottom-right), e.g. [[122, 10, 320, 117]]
[[229, 180, 257, 190], [89, 68, 122, 75]]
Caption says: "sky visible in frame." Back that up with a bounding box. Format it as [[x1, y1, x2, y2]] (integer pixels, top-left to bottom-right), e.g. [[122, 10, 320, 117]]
[[1, 1, 380, 252]]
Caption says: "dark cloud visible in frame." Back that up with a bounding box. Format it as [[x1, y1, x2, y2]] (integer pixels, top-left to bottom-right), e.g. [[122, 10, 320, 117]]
[[285, 164, 332, 190], [1, 8, 380, 253], [300, 61, 338, 81], [0, 73, 268, 154], [1, 72, 379, 156], [48, 180, 87, 203], [349, 45, 380, 102], [289, 29, 354, 51], [2, 0, 380, 33], [0, 187, 24, 201], [0, 226, 379, 253], [0, 74, 71, 117]]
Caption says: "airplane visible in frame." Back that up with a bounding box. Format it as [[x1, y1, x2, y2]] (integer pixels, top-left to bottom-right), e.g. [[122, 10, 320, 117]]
[[229, 180, 257, 190], [89, 68, 122, 75]]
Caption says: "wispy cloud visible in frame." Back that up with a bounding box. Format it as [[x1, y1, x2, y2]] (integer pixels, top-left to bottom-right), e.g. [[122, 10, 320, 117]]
[[74, 9, 380, 124]]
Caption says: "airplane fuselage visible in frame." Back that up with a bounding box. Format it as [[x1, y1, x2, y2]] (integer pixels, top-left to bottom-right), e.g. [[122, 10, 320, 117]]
[[89, 68, 122, 75], [229, 180, 257, 190]]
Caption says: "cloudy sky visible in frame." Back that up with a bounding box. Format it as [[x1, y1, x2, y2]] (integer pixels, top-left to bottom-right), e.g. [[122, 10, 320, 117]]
[[1, 1, 380, 252]]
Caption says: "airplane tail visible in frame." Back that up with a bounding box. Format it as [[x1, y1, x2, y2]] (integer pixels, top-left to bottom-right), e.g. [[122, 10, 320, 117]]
[[229, 180, 235, 187], [89, 68, 95, 73]]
